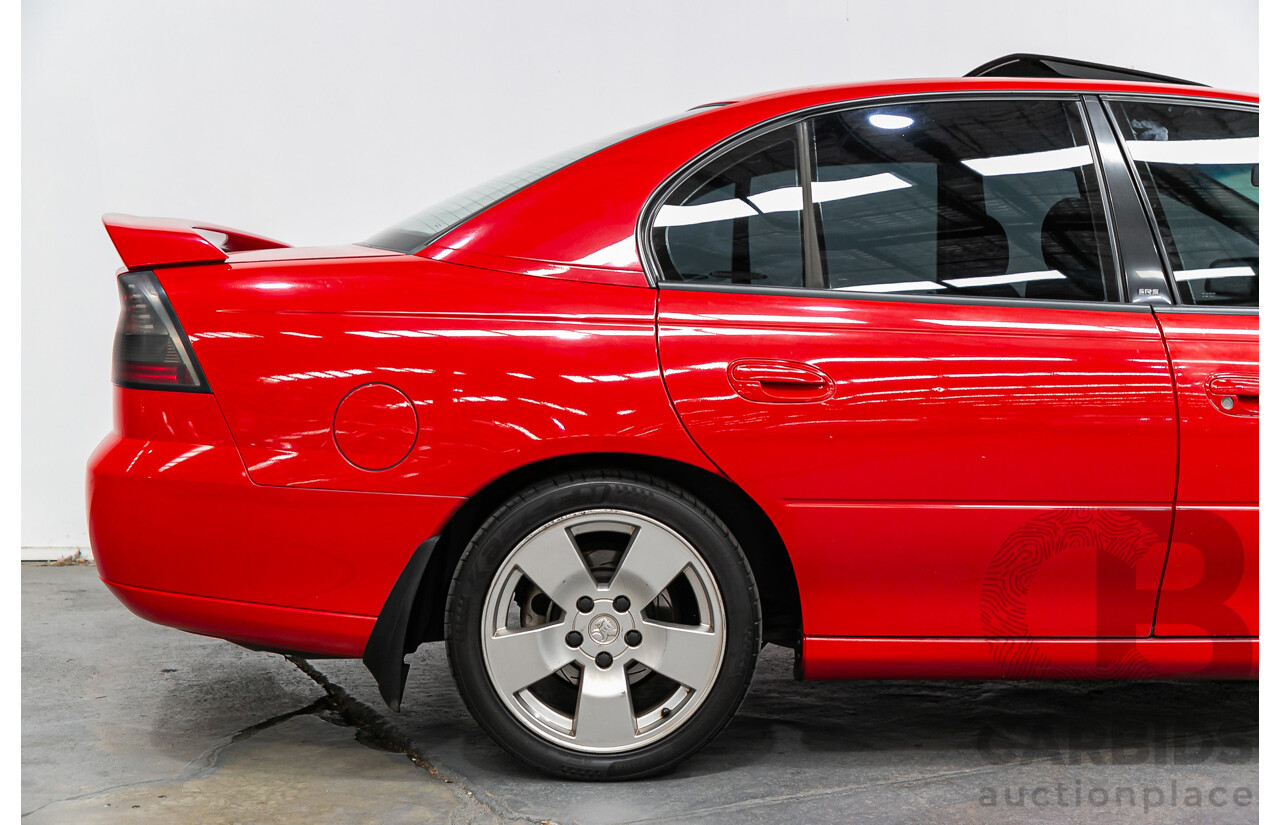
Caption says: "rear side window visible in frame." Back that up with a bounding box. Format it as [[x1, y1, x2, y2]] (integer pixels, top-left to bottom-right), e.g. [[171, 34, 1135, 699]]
[[808, 99, 1116, 301], [650, 98, 1119, 303], [652, 126, 804, 288], [1109, 101, 1258, 307]]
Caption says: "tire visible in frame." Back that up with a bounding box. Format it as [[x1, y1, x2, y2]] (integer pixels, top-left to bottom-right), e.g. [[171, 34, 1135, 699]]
[[446, 470, 761, 780]]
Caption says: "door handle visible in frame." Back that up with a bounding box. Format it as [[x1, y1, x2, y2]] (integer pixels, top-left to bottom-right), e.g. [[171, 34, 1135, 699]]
[[1206, 373, 1259, 417], [728, 359, 835, 403]]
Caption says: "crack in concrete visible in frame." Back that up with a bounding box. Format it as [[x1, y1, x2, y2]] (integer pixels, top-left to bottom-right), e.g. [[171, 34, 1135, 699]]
[[183, 696, 332, 776], [285, 656, 524, 825], [26, 654, 519, 823], [287, 656, 435, 769]]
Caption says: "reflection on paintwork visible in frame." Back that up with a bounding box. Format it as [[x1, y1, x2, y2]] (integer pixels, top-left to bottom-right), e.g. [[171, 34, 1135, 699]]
[[346, 328, 650, 341], [1158, 325, 1257, 337], [661, 327, 831, 338], [524, 264, 571, 276], [664, 310, 869, 326], [247, 451, 299, 473], [154, 445, 213, 474], [920, 317, 1149, 334], [572, 237, 637, 267], [382, 367, 436, 376], [262, 368, 374, 384], [190, 331, 260, 340]]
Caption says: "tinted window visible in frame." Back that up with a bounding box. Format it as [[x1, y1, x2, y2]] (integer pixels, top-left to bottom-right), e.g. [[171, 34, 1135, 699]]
[[1110, 101, 1258, 307], [366, 108, 714, 254], [808, 99, 1116, 300], [652, 126, 804, 288]]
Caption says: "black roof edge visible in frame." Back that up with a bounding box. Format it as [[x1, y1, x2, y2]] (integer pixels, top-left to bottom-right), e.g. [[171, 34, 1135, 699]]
[[966, 53, 1206, 87]]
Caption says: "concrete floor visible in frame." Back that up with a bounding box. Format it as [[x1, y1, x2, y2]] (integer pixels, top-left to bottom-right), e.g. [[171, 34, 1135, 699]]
[[24, 565, 1258, 824]]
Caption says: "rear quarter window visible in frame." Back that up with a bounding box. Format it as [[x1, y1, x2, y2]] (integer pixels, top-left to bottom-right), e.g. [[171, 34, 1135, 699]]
[[365, 109, 714, 255]]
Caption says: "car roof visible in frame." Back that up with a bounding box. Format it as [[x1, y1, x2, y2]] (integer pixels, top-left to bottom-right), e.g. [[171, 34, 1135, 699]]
[[421, 75, 1255, 285], [720, 75, 1254, 112]]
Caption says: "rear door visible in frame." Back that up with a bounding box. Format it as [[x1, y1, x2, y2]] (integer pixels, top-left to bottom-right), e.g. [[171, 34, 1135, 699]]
[[1106, 98, 1259, 639], [650, 95, 1178, 640]]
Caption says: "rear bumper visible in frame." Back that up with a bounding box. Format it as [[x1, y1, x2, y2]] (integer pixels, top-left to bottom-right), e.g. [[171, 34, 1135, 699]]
[[101, 577, 375, 657], [87, 388, 462, 657]]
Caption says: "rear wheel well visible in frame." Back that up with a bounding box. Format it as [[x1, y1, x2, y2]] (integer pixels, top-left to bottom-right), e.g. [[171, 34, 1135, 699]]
[[403, 454, 802, 655]]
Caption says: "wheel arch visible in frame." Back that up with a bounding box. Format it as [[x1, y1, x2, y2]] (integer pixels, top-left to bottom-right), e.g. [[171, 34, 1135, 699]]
[[364, 452, 802, 710]]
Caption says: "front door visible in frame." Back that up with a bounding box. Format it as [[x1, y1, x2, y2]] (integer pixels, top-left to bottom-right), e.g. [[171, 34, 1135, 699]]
[[651, 96, 1178, 640]]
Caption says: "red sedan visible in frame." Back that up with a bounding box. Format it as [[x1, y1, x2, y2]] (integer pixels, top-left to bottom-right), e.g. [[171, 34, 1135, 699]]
[[88, 59, 1258, 779]]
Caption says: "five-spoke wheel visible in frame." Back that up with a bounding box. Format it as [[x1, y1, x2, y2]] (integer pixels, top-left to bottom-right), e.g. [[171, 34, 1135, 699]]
[[482, 510, 725, 752], [447, 473, 760, 779]]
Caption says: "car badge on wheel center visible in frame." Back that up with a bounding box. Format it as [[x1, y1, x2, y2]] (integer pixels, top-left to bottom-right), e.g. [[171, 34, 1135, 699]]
[[588, 614, 620, 645]]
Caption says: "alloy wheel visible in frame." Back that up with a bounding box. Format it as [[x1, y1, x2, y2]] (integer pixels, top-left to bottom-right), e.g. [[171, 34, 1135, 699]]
[[480, 509, 726, 753]]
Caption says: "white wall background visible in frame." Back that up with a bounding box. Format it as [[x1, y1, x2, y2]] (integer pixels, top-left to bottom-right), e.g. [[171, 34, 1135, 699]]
[[22, 0, 1258, 555]]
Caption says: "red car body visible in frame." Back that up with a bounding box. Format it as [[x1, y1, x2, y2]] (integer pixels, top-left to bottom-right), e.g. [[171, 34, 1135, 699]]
[[87, 76, 1258, 713]]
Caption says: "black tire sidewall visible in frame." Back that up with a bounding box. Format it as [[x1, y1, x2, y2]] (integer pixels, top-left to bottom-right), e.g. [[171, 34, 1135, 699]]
[[446, 475, 760, 780]]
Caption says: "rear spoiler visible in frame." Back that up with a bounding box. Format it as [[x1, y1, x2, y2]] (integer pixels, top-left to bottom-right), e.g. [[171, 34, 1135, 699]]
[[103, 213, 290, 270]]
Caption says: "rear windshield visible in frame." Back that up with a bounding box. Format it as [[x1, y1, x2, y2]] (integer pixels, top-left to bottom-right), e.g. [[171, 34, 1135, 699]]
[[363, 107, 716, 254]]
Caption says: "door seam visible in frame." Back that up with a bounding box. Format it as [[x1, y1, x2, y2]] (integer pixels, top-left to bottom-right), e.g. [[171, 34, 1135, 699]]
[[652, 290, 736, 484], [1147, 308, 1183, 636]]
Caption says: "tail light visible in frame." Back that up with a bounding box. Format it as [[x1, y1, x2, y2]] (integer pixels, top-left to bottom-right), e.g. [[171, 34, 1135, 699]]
[[112, 272, 208, 392]]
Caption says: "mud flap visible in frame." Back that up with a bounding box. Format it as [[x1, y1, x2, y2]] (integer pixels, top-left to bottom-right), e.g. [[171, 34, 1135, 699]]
[[362, 537, 438, 711]]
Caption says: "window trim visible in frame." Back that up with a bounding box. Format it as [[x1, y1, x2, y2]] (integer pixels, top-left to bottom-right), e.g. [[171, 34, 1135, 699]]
[[658, 279, 1157, 313], [1154, 305, 1258, 317], [638, 89, 1243, 311], [795, 119, 824, 289], [1080, 96, 1173, 306], [1099, 95, 1259, 311]]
